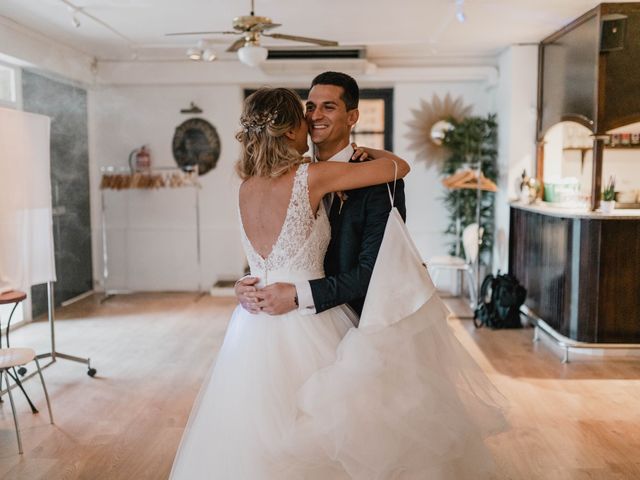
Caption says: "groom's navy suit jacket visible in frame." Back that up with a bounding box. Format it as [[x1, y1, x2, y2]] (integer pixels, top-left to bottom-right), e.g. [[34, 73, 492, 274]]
[[309, 168, 406, 317]]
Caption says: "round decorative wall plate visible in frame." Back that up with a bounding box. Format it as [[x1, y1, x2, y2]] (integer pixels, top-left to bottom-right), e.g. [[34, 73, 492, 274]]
[[172, 118, 221, 175]]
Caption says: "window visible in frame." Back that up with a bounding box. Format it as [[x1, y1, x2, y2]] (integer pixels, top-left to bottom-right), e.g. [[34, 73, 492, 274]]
[[0, 62, 19, 108], [351, 91, 393, 150]]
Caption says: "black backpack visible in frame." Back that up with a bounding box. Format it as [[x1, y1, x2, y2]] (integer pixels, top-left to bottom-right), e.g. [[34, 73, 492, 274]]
[[473, 272, 526, 329]]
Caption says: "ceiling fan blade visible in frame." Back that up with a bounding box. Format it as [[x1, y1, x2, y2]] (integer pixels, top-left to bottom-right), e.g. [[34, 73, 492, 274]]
[[249, 22, 281, 32], [166, 31, 238, 36], [227, 37, 247, 52], [263, 33, 338, 47]]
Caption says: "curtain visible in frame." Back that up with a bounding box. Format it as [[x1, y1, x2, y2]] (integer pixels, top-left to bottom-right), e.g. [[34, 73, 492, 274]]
[[0, 107, 56, 294]]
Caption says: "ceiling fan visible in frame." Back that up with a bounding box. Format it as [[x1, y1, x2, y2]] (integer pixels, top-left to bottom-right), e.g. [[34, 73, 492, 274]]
[[166, 0, 339, 66]]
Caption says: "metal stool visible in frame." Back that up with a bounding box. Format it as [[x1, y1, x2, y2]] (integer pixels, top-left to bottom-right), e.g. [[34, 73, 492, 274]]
[[0, 290, 27, 348], [0, 290, 39, 413], [0, 347, 54, 454], [428, 223, 483, 308]]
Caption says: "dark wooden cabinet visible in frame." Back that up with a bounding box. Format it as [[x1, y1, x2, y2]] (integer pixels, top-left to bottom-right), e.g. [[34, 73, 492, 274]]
[[509, 205, 640, 343]]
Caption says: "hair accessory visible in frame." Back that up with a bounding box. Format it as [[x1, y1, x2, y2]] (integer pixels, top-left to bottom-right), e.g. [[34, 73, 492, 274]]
[[241, 110, 279, 133]]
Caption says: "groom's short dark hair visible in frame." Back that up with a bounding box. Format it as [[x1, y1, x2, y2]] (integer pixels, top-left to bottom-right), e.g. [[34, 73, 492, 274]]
[[310, 71, 359, 111]]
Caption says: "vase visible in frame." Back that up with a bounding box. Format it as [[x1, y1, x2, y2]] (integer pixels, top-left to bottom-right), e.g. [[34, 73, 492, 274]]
[[600, 200, 616, 213]]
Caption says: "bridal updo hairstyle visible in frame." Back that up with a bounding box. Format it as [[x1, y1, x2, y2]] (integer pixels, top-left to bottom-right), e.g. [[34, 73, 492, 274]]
[[236, 87, 306, 179]]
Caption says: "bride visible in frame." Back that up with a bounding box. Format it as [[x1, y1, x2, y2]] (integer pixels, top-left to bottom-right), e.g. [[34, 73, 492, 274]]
[[170, 87, 506, 479]]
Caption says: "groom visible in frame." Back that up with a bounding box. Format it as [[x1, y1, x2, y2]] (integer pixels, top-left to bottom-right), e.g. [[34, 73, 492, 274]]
[[235, 71, 406, 321]]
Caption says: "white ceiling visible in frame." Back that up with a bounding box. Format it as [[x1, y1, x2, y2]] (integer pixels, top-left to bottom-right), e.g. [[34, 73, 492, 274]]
[[0, 0, 628, 64]]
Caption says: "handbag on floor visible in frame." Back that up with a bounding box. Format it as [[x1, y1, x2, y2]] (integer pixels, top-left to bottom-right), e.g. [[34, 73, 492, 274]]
[[473, 272, 526, 329]]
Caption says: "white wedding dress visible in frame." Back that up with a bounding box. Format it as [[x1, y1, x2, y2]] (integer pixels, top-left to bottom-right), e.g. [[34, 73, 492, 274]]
[[170, 163, 507, 480]]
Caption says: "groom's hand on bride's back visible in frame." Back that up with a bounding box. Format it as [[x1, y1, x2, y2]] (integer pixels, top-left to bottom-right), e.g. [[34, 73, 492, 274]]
[[235, 277, 261, 314]]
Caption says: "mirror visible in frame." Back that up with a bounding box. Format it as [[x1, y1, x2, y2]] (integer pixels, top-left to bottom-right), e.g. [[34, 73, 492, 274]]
[[543, 120, 640, 206], [542, 121, 592, 205], [404, 93, 472, 169], [430, 120, 453, 146]]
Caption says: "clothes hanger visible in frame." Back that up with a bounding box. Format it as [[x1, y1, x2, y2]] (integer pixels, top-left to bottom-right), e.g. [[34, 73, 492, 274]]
[[453, 171, 498, 192], [442, 168, 498, 192], [441, 169, 475, 189]]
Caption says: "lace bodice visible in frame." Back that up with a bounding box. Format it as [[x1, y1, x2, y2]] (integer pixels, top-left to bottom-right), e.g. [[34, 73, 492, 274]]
[[239, 163, 330, 285]]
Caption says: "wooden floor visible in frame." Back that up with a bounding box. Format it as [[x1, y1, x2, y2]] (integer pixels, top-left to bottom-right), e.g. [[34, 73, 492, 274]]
[[0, 293, 639, 479]]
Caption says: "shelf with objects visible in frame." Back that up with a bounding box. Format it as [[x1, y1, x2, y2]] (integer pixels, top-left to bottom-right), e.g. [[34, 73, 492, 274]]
[[99, 165, 202, 300]]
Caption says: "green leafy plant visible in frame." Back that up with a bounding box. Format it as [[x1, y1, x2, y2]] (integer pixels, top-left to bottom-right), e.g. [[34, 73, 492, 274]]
[[602, 175, 616, 201], [441, 114, 498, 265]]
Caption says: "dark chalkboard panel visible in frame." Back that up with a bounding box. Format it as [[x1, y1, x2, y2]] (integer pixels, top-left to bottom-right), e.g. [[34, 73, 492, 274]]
[[21, 70, 93, 317]]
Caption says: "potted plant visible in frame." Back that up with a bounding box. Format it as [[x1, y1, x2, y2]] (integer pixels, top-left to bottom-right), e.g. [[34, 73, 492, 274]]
[[601, 176, 616, 213], [441, 115, 498, 263]]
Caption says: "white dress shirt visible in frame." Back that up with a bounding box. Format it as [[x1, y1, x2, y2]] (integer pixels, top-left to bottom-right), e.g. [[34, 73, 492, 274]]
[[295, 143, 354, 314]]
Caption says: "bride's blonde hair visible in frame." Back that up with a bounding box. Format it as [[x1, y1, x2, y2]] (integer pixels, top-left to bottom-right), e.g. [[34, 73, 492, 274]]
[[235, 88, 306, 179]]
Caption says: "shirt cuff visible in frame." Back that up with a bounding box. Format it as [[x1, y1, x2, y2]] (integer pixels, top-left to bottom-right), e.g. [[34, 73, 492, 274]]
[[294, 281, 317, 315]]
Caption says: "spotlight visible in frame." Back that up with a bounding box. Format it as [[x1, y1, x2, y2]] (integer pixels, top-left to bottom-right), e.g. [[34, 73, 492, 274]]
[[202, 48, 217, 62], [187, 47, 202, 61]]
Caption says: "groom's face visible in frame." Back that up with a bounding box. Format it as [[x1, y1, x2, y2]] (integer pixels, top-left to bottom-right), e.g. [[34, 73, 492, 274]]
[[305, 84, 358, 148]]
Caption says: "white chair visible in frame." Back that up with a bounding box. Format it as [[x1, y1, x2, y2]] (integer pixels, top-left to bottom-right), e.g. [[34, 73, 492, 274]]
[[428, 223, 483, 307], [0, 348, 54, 454]]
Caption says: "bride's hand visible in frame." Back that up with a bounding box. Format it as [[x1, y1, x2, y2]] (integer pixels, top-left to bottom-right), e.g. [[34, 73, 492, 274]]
[[350, 143, 369, 162], [235, 277, 261, 314], [254, 283, 298, 315]]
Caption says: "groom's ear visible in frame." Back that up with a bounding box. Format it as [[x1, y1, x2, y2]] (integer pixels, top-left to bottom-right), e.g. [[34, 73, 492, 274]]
[[347, 109, 359, 128]]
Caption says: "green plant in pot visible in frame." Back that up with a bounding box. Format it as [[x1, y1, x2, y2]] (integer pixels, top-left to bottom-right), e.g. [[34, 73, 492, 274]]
[[601, 175, 616, 213]]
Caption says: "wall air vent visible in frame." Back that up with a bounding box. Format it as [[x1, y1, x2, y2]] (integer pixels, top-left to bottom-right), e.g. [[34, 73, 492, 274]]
[[266, 47, 365, 60], [260, 46, 373, 75]]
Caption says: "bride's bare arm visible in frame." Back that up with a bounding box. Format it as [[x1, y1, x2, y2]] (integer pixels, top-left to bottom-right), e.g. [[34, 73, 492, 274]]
[[308, 149, 409, 202]]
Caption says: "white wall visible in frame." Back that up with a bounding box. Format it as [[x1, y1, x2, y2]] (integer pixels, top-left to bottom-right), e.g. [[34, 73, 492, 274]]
[[395, 81, 494, 278], [89, 85, 245, 291], [85, 58, 500, 292], [0, 16, 94, 85], [493, 45, 538, 274], [0, 15, 506, 292]]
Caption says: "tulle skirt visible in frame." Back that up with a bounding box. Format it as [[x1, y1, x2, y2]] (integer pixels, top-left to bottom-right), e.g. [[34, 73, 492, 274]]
[[169, 304, 354, 480], [170, 296, 507, 480]]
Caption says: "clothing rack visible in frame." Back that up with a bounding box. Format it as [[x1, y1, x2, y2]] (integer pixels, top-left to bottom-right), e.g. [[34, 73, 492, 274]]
[[442, 164, 498, 305], [99, 165, 202, 300]]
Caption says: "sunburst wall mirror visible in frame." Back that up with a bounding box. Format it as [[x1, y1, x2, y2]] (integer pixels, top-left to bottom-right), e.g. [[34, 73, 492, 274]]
[[405, 93, 473, 169]]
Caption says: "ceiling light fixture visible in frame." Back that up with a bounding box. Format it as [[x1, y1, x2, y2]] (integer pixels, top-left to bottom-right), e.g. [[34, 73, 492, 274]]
[[455, 0, 466, 23], [202, 48, 217, 62], [187, 47, 202, 61], [186, 40, 217, 62], [238, 43, 268, 67]]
